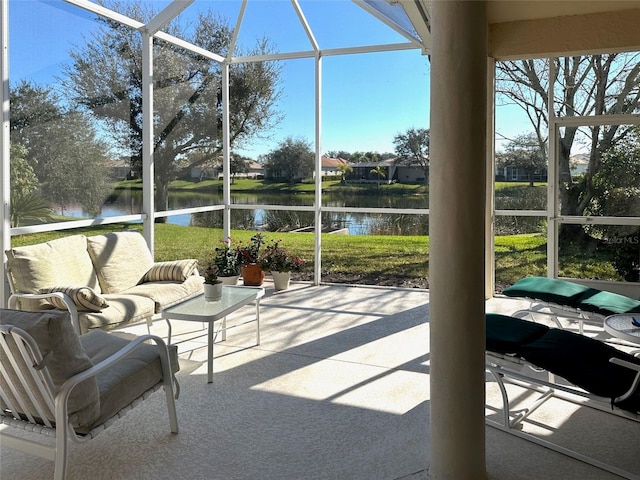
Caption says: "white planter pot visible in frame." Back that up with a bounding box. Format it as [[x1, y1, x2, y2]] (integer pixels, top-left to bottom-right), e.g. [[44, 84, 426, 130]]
[[218, 275, 240, 286], [203, 282, 223, 301], [271, 271, 291, 291]]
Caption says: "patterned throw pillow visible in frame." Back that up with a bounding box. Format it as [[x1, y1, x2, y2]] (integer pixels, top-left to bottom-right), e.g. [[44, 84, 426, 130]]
[[141, 259, 198, 283], [39, 286, 109, 312]]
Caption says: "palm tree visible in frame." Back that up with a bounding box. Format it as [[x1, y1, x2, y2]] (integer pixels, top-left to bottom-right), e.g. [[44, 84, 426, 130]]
[[10, 192, 53, 227], [337, 163, 353, 183], [370, 165, 386, 188]]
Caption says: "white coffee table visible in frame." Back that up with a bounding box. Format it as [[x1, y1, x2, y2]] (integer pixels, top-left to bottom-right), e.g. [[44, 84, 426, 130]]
[[160, 286, 265, 383]]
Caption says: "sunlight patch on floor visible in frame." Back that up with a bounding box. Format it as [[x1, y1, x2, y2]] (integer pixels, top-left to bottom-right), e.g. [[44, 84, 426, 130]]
[[251, 360, 428, 414]]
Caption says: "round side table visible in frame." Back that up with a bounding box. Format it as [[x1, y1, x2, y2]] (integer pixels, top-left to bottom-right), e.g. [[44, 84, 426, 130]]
[[604, 314, 640, 346]]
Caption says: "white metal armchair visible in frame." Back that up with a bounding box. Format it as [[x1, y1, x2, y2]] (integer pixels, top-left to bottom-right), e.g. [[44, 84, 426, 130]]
[[0, 308, 179, 480]]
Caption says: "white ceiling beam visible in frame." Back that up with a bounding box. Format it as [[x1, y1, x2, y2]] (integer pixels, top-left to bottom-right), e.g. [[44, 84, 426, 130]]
[[154, 32, 225, 63], [64, 0, 224, 63], [64, 0, 143, 29], [227, 0, 248, 62], [400, 0, 431, 53], [143, 0, 194, 35], [291, 0, 319, 52], [231, 42, 419, 64]]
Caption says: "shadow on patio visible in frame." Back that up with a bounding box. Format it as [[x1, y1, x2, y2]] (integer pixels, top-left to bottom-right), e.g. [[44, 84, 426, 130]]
[[1, 284, 638, 480]]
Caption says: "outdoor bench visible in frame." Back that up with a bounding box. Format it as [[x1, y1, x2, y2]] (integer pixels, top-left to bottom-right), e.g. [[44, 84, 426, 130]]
[[5, 231, 203, 334]]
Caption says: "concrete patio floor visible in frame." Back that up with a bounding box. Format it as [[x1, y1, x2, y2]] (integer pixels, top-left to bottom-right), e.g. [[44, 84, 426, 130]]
[[1, 282, 638, 479]]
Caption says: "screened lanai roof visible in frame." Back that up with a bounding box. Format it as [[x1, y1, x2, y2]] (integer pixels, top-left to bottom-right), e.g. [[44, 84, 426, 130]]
[[53, 0, 640, 68], [64, 0, 430, 60]]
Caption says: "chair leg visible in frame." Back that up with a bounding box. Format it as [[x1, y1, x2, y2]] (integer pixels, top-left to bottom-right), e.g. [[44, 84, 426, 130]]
[[53, 422, 70, 480], [154, 336, 179, 433], [164, 379, 179, 434]]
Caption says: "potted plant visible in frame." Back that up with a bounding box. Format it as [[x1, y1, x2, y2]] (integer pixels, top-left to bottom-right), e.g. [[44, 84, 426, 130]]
[[203, 259, 223, 301], [237, 233, 266, 286], [213, 238, 241, 285], [260, 239, 306, 291]]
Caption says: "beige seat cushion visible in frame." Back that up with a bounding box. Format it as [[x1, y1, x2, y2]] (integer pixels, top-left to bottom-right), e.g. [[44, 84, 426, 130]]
[[77, 329, 179, 434], [123, 274, 204, 313], [87, 232, 154, 293], [6, 235, 100, 310], [0, 309, 100, 428], [77, 294, 157, 334]]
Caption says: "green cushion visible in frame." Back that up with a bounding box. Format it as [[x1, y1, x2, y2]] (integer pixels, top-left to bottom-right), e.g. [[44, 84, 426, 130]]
[[519, 328, 640, 401], [502, 276, 594, 307], [485, 313, 549, 355], [576, 290, 640, 315], [77, 330, 179, 434]]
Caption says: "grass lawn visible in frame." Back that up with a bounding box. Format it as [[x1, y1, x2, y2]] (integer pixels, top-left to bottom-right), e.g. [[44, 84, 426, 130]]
[[115, 178, 428, 195], [119, 178, 537, 195], [9, 225, 621, 290]]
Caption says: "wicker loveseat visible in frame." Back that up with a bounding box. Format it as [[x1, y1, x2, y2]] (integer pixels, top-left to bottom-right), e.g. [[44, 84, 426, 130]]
[[5, 231, 203, 334]]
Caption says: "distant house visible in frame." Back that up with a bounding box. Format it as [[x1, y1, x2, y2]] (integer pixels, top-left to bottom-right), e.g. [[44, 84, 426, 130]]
[[191, 165, 220, 181], [496, 166, 548, 182], [243, 160, 265, 179], [190, 157, 264, 181], [394, 155, 429, 183], [570, 154, 589, 177], [348, 158, 397, 183], [347, 157, 428, 184], [106, 158, 132, 180], [317, 156, 348, 177]]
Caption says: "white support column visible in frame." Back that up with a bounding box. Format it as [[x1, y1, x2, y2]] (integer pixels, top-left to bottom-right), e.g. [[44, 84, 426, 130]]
[[141, 31, 155, 253], [1, 0, 9, 305], [485, 57, 496, 299], [429, 2, 488, 479], [222, 63, 231, 239], [314, 51, 322, 286], [547, 58, 558, 279]]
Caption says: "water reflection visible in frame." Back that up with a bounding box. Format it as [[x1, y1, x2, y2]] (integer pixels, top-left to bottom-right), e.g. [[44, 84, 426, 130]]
[[59, 190, 431, 235]]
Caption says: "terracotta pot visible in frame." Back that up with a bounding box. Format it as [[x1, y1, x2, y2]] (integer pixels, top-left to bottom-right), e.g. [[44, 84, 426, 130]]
[[271, 271, 291, 291], [242, 263, 265, 286], [203, 282, 223, 301]]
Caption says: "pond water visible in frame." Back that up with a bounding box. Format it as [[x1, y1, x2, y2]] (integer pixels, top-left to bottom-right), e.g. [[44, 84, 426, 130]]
[[58, 190, 430, 236]]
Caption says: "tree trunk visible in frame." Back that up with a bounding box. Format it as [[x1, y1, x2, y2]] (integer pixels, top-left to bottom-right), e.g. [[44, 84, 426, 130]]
[[154, 179, 169, 224]]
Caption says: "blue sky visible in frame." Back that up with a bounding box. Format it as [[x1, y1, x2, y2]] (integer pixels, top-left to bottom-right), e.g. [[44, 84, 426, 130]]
[[9, 0, 530, 158]]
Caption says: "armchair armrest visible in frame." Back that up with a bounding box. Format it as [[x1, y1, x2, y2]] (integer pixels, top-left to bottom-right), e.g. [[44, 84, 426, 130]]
[[8, 292, 80, 333], [610, 357, 640, 403]]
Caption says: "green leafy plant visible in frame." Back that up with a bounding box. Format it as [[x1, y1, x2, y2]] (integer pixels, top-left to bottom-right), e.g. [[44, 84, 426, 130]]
[[260, 239, 306, 273], [213, 238, 241, 276], [237, 233, 266, 265]]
